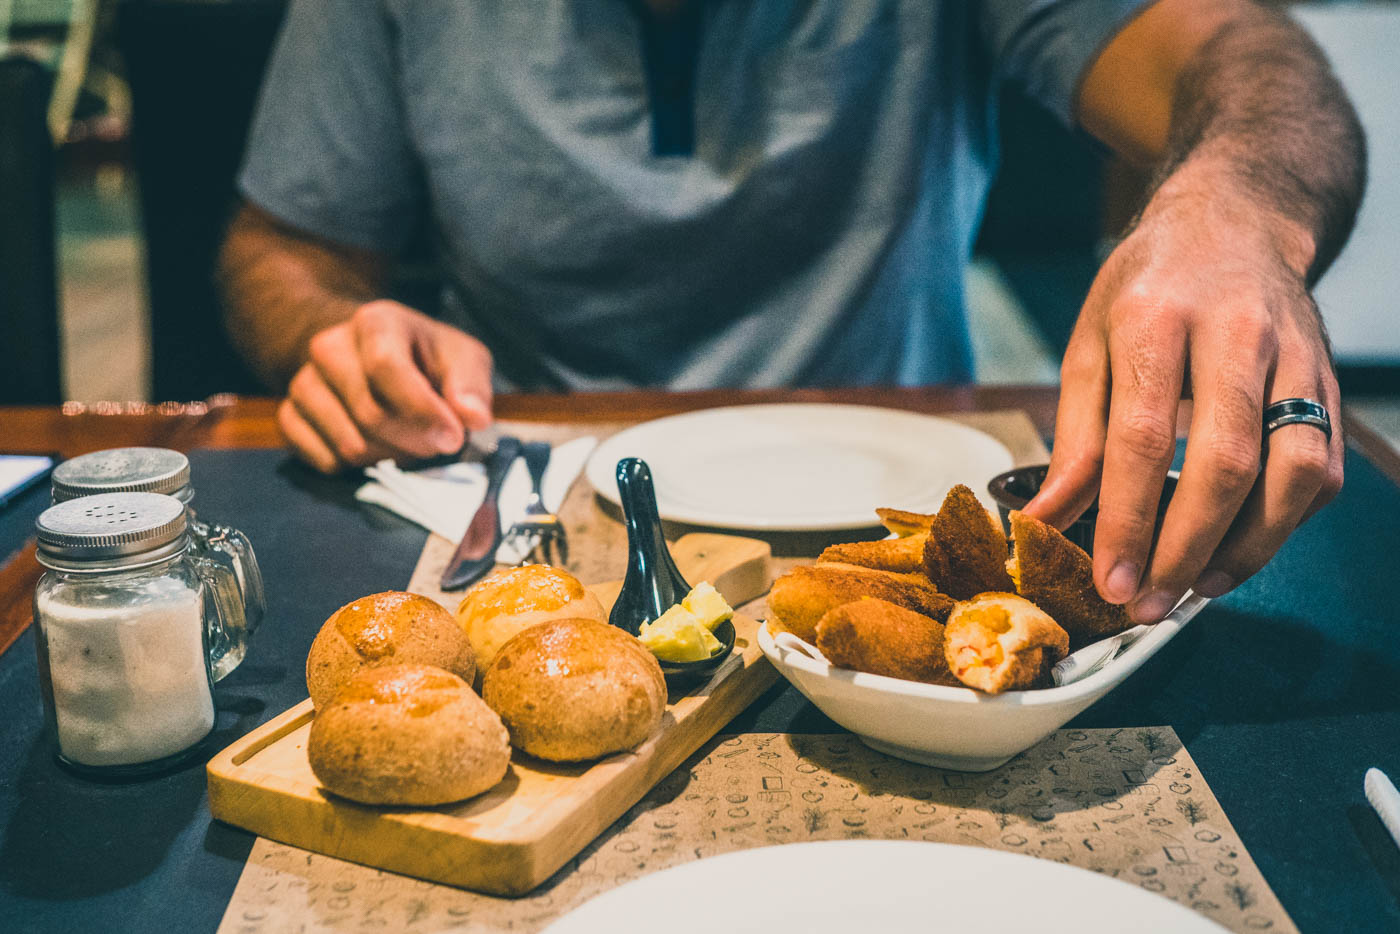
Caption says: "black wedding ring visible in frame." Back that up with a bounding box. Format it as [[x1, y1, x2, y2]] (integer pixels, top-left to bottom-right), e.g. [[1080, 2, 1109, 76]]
[[1263, 397, 1332, 443]]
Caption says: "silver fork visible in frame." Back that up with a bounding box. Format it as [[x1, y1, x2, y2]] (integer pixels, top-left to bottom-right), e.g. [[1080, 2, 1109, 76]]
[[505, 441, 568, 567]]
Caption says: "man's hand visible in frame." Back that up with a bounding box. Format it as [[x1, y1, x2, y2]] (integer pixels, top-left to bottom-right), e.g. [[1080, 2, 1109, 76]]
[[1024, 0, 1363, 619], [1026, 172, 1343, 620], [278, 301, 495, 473]]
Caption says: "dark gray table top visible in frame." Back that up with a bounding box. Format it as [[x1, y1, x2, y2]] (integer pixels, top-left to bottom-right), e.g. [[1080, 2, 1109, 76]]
[[1, 447, 1397, 932]]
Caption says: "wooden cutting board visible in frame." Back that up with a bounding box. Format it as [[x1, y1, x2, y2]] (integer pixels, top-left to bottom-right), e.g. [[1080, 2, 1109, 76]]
[[206, 533, 777, 896]]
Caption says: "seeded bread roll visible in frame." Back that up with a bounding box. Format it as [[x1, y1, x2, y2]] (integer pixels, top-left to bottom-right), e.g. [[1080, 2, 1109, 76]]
[[307, 665, 511, 806], [306, 591, 475, 709], [482, 618, 666, 763], [455, 565, 607, 669]]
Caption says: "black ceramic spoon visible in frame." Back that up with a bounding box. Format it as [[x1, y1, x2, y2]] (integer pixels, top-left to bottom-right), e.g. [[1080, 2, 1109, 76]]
[[609, 457, 736, 686]]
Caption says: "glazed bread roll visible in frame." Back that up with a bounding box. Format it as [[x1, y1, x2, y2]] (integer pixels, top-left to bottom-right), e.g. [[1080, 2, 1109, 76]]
[[306, 591, 475, 709], [455, 565, 607, 669], [815, 597, 959, 686], [308, 665, 510, 806], [482, 618, 666, 763], [944, 592, 1069, 694], [767, 563, 953, 644]]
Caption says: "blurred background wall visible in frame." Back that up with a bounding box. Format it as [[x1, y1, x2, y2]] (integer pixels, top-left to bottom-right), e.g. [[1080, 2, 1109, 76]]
[[1, 0, 1394, 406]]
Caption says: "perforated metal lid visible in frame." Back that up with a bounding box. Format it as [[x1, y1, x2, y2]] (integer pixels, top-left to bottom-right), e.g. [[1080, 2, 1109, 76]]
[[36, 492, 188, 568], [51, 447, 191, 502]]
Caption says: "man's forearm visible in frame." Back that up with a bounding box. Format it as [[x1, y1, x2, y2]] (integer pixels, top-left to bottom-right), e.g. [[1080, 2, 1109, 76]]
[[1149, 3, 1365, 282], [219, 205, 387, 389]]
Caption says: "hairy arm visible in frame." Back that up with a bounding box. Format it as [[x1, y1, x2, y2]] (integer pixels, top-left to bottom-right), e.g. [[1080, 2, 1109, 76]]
[[219, 204, 387, 389], [218, 203, 493, 472], [1029, 0, 1364, 618], [1079, 0, 1365, 279]]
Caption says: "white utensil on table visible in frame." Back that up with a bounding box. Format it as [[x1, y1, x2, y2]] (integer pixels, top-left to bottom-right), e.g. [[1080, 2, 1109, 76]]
[[1365, 767, 1400, 851]]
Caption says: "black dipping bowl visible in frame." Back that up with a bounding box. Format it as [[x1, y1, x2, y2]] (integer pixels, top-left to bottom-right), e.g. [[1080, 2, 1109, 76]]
[[987, 465, 1178, 556]]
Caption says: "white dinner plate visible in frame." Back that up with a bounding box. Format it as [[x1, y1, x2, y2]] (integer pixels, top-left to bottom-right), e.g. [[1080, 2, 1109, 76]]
[[585, 404, 1014, 530], [543, 840, 1227, 934]]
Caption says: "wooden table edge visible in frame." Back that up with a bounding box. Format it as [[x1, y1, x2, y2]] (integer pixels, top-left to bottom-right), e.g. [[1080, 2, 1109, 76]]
[[4, 390, 1394, 659]]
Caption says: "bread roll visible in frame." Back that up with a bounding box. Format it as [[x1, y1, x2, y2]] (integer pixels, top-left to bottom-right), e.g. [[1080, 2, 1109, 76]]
[[455, 565, 607, 669], [482, 618, 666, 763], [306, 591, 475, 709], [308, 665, 510, 805], [944, 592, 1069, 694]]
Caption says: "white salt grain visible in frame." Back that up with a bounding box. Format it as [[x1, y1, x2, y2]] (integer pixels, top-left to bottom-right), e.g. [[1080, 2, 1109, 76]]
[[39, 577, 214, 766]]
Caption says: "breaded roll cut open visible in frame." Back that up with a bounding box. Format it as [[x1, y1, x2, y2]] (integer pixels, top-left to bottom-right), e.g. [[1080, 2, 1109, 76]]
[[944, 592, 1069, 694], [767, 564, 954, 644], [815, 597, 959, 686], [1007, 510, 1133, 648], [818, 533, 928, 574], [923, 485, 1013, 600]]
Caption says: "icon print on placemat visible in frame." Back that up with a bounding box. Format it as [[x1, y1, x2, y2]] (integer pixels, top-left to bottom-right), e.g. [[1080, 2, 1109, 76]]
[[219, 728, 1294, 934]]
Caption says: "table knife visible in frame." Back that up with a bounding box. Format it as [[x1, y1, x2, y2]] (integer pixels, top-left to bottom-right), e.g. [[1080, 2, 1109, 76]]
[[440, 436, 522, 590]]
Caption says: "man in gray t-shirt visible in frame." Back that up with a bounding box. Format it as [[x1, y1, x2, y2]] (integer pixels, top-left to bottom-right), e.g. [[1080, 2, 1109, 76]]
[[223, 0, 1362, 622]]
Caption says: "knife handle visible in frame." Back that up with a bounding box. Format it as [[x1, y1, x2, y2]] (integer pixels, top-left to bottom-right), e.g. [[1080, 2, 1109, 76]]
[[470, 437, 523, 549], [440, 437, 522, 590]]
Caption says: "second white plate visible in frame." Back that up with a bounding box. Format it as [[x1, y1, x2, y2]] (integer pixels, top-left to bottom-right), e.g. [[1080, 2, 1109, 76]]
[[544, 840, 1227, 933], [585, 404, 1014, 531]]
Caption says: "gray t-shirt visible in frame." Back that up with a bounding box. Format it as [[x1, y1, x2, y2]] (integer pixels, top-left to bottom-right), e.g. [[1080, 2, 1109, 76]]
[[240, 0, 1146, 391]]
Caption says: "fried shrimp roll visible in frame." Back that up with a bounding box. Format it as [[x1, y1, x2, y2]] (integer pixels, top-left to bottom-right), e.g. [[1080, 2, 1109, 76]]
[[876, 507, 936, 537], [1008, 510, 1133, 648], [818, 533, 928, 574], [922, 485, 1014, 600], [814, 597, 959, 686], [767, 564, 954, 643], [944, 592, 1069, 694]]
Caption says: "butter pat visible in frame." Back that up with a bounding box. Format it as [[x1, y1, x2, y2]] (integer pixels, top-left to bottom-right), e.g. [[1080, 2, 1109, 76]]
[[638, 604, 722, 663], [681, 581, 733, 631]]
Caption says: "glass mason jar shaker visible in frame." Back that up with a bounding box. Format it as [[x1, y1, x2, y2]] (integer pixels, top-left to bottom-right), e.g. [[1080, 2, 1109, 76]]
[[51, 447, 264, 679], [33, 492, 244, 778]]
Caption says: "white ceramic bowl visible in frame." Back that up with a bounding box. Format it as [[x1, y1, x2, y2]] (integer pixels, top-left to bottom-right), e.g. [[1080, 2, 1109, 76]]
[[758, 594, 1208, 772]]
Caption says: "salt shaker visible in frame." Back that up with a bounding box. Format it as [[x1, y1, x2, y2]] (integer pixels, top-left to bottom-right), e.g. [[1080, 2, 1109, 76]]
[[51, 447, 264, 678], [33, 493, 242, 778]]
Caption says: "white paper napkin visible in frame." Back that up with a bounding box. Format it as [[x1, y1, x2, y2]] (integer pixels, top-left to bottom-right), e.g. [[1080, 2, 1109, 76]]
[[354, 436, 597, 564]]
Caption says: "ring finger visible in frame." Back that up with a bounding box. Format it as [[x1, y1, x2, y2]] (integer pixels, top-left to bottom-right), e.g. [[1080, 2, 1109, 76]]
[[1131, 323, 1272, 619], [1197, 378, 1334, 594]]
